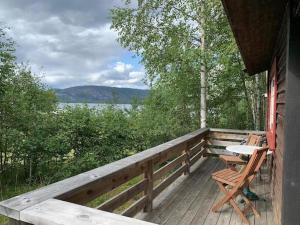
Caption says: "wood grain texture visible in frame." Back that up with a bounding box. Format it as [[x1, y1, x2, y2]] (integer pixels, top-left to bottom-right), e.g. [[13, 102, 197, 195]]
[[140, 158, 274, 225], [144, 160, 154, 212], [138, 158, 215, 224], [122, 196, 147, 217], [153, 165, 187, 199], [209, 128, 266, 135], [153, 154, 186, 181], [208, 139, 241, 147], [190, 141, 206, 157], [190, 150, 205, 166], [270, 4, 288, 225], [97, 180, 146, 212], [221, 0, 287, 75], [20, 199, 156, 225], [208, 132, 246, 141]]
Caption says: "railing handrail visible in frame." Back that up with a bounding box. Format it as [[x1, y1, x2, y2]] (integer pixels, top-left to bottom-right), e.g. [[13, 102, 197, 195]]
[[206, 128, 266, 156], [20, 199, 157, 225], [0, 128, 209, 220], [209, 128, 266, 135]]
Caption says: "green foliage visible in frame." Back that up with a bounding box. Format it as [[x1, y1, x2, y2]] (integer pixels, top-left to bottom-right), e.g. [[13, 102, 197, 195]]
[[111, 0, 266, 131], [111, 0, 205, 125]]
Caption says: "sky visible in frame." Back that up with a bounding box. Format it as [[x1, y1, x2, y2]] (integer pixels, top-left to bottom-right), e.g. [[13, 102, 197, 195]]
[[0, 0, 148, 89]]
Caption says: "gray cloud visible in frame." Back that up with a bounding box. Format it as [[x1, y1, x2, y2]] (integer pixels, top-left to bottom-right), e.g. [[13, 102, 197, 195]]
[[0, 0, 147, 89]]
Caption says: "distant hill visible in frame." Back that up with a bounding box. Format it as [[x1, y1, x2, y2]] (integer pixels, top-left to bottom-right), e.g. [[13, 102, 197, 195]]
[[54, 85, 149, 104]]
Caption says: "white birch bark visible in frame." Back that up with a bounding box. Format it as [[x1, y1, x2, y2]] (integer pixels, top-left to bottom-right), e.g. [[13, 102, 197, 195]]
[[200, 12, 206, 128]]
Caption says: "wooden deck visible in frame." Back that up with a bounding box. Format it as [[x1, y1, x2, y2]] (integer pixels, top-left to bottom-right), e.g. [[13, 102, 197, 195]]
[[137, 158, 274, 225], [0, 129, 271, 225]]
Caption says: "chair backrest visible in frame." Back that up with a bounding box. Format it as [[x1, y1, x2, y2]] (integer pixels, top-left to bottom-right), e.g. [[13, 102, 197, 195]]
[[239, 147, 269, 186], [246, 134, 261, 146]]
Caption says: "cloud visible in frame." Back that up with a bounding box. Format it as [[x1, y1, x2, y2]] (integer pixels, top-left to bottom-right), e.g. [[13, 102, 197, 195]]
[[114, 62, 133, 73], [0, 0, 147, 89], [43, 61, 146, 89]]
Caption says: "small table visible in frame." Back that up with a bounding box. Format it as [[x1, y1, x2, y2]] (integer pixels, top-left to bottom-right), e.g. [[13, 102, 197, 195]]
[[226, 145, 272, 201], [226, 145, 272, 155]]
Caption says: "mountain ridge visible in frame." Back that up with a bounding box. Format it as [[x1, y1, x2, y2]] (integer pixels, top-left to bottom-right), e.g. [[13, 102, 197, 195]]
[[54, 85, 149, 104]]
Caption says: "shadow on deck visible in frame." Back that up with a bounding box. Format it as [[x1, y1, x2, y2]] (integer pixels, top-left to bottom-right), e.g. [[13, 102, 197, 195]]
[[138, 158, 274, 225]]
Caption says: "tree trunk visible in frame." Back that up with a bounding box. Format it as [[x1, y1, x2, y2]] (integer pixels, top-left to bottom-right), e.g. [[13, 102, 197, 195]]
[[29, 158, 32, 185], [0, 140, 2, 173], [255, 74, 261, 130], [241, 73, 254, 129], [200, 14, 207, 128]]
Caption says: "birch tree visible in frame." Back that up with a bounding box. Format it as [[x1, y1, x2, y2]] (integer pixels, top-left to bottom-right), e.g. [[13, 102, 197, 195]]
[[111, 0, 265, 130], [200, 4, 206, 128], [111, 0, 209, 127]]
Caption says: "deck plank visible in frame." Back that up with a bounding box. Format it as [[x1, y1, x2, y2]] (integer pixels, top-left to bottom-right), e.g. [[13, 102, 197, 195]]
[[139, 158, 217, 224], [139, 158, 273, 225], [200, 192, 223, 225], [164, 161, 220, 225], [215, 204, 233, 225], [265, 177, 275, 225], [228, 208, 243, 225], [189, 188, 221, 225], [177, 174, 219, 225], [254, 175, 267, 225]]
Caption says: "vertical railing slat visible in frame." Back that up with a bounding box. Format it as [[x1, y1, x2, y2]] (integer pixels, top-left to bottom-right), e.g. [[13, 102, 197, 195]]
[[183, 142, 191, 175], [144, 160, 154, 212]]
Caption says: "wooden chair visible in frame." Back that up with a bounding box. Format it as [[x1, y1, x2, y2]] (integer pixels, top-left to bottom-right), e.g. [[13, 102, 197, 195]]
[[219, 134, 261, 167], [211, 147, 269, 224]]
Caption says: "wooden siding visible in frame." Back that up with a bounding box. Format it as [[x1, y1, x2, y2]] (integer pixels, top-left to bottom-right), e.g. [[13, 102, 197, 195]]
[[270, 4, 289, 225]]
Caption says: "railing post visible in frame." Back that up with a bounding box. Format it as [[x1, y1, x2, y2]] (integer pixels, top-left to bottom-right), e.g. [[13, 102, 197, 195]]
[[144, 159, 153, 212], [183, 142, 191, 175], [203, 136, 209, 157]]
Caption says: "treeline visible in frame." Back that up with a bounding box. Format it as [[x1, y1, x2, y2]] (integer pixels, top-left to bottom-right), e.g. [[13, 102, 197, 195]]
[[0, 69, 193, 187], [1, 85, 194, 187], [1, 100, 193, 186]]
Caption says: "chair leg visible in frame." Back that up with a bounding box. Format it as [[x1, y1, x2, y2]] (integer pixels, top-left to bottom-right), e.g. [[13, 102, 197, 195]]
[[212, 182, 250, 224], [241, 192, 261, 218], [212, 182, 232, 212], [229, 197, 250, 224], [259, 168, 263, 181]]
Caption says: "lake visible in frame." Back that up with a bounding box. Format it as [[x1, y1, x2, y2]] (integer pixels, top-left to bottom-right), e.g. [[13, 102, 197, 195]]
[[58, 103, 132, 110]]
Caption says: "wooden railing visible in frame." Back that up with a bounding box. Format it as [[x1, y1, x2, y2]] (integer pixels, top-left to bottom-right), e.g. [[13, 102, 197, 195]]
[[0, 128, 266, 225], [0, 128, 209, 225], [206, 128, 266, 155]]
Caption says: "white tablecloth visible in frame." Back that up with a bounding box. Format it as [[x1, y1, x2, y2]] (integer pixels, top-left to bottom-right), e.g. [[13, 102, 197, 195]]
[[226, 145, 272, 155]]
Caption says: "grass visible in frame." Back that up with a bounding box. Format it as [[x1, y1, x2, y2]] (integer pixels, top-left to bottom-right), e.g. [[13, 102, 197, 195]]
[[0, 183, 44, 225]]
